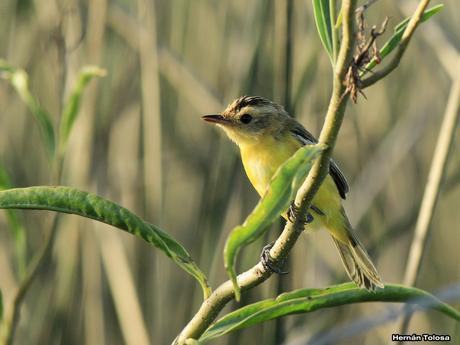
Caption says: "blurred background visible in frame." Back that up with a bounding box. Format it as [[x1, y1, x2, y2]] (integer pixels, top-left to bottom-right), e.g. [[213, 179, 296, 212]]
[[0, 0, 459, 344]]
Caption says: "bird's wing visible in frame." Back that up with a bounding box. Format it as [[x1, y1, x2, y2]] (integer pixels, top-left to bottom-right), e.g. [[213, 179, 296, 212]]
[[290, 126, 349, 199]]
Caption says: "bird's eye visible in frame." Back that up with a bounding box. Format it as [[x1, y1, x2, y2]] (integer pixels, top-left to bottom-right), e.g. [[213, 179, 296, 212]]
[[240, 114, 252, 124]]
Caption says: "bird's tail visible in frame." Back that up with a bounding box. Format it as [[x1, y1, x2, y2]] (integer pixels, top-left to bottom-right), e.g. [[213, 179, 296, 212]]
[[331, 231, 384, 291]]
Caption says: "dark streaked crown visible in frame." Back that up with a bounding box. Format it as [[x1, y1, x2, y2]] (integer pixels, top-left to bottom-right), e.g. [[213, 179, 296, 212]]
[[224, 96, 280, 114]]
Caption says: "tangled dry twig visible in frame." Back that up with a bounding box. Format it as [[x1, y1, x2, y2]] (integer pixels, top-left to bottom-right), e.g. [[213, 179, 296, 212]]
[[344, 8, 388, 103]]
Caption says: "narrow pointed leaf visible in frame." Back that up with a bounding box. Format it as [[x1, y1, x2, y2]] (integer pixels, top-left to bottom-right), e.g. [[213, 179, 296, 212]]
[[224, 144, 324, 301], [312, 0, 333, 63], [364, 4, 444, 73], [59, 66, 106, 154], [0, 186, 211, 299], [200, 283, 460, 342], [0, 60, 55, 157]]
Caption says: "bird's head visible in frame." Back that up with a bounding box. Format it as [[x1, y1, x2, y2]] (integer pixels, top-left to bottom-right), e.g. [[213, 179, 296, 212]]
[[202, 96, 290, 146]]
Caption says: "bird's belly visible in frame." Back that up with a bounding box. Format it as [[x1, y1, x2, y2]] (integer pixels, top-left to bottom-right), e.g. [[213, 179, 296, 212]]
[[242, 145, 293, 197]]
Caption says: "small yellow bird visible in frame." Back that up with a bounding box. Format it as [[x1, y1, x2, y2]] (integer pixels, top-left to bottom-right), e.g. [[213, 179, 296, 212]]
[[203, 96, 383, 291]]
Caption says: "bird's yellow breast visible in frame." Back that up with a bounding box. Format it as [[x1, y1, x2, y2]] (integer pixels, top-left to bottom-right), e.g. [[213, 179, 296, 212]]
[[240, 134, 300, 196]]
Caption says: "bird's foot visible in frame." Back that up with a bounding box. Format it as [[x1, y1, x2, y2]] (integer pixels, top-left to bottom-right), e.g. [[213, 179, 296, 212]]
[[287, 202, 314, 224], [260, 242, 288, 275]]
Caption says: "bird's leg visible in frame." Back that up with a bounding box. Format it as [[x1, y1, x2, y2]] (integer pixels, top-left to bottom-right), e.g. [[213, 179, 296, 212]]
[[260, 242, 288, 275], [287, 201, 314, 224]]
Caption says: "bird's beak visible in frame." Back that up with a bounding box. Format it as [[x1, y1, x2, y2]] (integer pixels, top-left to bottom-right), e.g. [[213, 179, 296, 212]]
[[201, 114, 230, 125]]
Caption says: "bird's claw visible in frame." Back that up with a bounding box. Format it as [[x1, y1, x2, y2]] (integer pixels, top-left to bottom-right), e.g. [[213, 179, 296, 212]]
[[287, 202, 314, 224], [260, 242, 288, 275]]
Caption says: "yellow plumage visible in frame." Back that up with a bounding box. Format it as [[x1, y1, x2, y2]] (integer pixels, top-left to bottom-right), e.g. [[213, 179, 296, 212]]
[[203, 96, 383, 290], [240, 131, 348, 242]]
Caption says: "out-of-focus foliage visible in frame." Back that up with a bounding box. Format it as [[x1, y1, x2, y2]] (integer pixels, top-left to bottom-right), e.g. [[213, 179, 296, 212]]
[[59, 66, 106, 154], [0, 1, 459, 344], [0, 163, 26, 279], [0, 289, 3, 322], [0, 60, 55, 158]]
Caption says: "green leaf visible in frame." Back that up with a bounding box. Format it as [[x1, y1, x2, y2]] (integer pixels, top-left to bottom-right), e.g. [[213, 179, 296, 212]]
[[200, 283, 460, 342], [224, 144, 324, 301], [312, 0, 333, 63], [0, 60, 55, 158], [59, 66, 106, 154], [0, 163, 27, 278], [364, 4, 444, 73], [0, 186, 211, 299]]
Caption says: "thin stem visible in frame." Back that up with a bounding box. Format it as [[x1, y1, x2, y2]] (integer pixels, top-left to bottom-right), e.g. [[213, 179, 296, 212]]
[[361, 0, 432, 88], [357, 0, 380, 12], [329, 0, 339, 64], [173, 1, 357, 343], [0, 216, 61, 345], [399, 58, 460, 335]]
